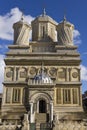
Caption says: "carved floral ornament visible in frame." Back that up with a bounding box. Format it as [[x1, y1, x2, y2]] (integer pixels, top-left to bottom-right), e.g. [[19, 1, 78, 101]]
[[49, 67, 57, 77], [19, 67, 27, 78], [6, 71, 12, 78], [6, 68, 13, 78], [72, 72, 78, 78], [5, 66, 79, 79], [29, 67, 37, 75]]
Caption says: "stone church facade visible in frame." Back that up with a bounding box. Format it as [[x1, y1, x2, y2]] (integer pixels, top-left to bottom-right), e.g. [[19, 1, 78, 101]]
[[1, 9, 87, 130]]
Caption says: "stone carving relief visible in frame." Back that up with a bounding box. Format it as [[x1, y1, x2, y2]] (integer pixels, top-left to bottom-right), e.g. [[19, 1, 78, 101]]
[[29, 67, 37, 76], [0, 120, 87, 130], [20, 71, 27, 78], [49, 67, 57, 77], [70, 68, 80, 81], [19, 67, 27, 78], [58, 71, 65, 78], [72, 72, 78, 78], [39, 67, 47, 74], [5, 66, 80, 83], [5, 67, 14, 81], [6, 71, 12, 78], [22, 114, 30, 130], [58, 68, 66, 81]]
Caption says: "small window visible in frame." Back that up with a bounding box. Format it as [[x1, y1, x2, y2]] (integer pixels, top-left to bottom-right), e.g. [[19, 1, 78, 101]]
[[39, 100, 46, 113], [72, 88, 78, 104], [42, 26, 45, 38], [12, 88, 21, 103], [63, 89, 71, 104], [56, 88, 61, 104], [40, 25, 45, 38], [6, 88, 11, 103]]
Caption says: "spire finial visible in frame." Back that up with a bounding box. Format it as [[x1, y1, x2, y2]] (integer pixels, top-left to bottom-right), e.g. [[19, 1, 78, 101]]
[[43, 8, 46, 16], [63, 14, 66, 21], [63, 9, 67, 22], [21, 11, 24, 21], [41, 62, 44, 74]]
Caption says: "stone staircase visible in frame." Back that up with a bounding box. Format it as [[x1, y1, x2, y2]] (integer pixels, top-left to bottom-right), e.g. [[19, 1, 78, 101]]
[[35, 113, 47, 123]]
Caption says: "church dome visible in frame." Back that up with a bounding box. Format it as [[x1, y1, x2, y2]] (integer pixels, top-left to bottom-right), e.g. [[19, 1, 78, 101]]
[[59, 16, 74, 28], [31, 9, 58, 42], [33, 8, 58, 25], [56, 16, 74, 46], [34, 73, 53, 84], [13, 14, 31, 45]]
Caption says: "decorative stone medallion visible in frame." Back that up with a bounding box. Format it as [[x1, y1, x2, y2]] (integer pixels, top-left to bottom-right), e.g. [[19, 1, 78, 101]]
[[30, 67, 37, 75], [72, 72, 78, 78], [6, 71, 12, 78], [49, 67, 57, 77]]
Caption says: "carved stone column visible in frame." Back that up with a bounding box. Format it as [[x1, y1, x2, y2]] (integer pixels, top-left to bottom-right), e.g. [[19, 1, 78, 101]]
[[22, 114, 30, 130], [50, 101, 53, 122], [30, 102, 34, 123]]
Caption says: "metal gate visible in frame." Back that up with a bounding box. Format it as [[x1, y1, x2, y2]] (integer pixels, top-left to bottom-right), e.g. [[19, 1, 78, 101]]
[[40, 123, 51, 130], [30, 123, 36, 130]]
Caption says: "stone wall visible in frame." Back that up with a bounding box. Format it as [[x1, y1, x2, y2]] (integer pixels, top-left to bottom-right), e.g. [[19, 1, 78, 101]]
[[0, 121, 21, 130], [0, 120, 87, 130], [53, 120, 87, 130]]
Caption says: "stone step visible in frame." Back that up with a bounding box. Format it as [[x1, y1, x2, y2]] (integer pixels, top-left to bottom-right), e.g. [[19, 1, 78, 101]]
[[35, 113, 47, 123]]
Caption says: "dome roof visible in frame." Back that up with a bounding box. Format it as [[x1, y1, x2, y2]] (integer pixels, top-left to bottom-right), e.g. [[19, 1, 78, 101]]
[[34, 73, 53, 84], [59, 16, 74, 28], [13, 14, 30, 28], [32, 9, 58, 25]]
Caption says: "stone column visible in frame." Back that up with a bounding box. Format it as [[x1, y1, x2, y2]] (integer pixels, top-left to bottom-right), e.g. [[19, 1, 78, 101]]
[[30, 102, 33, 123], [50, 102, 53, 122], [20, 88, 23, 105], [22, 114, 30, 130], [37, 101, 39, 113]]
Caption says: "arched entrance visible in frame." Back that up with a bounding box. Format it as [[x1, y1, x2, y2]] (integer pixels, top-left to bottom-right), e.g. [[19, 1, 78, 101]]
[[30, 92, 53, 123], [39, 99, 46, 113]]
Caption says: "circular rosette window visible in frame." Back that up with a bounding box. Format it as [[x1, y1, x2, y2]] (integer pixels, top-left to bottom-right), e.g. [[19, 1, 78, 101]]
[[29, 67, 37, 76], [49, 67, 57, 77], [72, 72, 78, 78]]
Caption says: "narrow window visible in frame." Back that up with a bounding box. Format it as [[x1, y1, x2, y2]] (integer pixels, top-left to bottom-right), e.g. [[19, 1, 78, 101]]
[[6, 88, 11, 103], [39, 100, 46, 113], [12, 88, 20, 103], [56, 88, 61, 104], [42, 26, 45, 38], [63, 89, 71, 104], [40, 25, 45, 39], [72, 88, 78, 104]]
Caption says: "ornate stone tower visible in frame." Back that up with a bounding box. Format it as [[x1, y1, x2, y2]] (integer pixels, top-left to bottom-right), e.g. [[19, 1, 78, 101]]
[[13, 15, 31, 45], [32, 9, 57, 42], [1, 10, 83, 127], [1, 15, 31, 121]]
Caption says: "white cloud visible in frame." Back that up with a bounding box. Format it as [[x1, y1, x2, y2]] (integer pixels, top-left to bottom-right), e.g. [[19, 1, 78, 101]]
[[0, 7, 34, 41], [80, 65, 87, 81], [0, 55, 5, 92], [73, 30, 80, 38], [73, 30, 81, 45], [0, 7, 81, 45]]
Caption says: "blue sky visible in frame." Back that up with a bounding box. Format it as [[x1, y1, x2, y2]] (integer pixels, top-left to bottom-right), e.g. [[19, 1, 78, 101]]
[[0, 0, 87, 93]]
